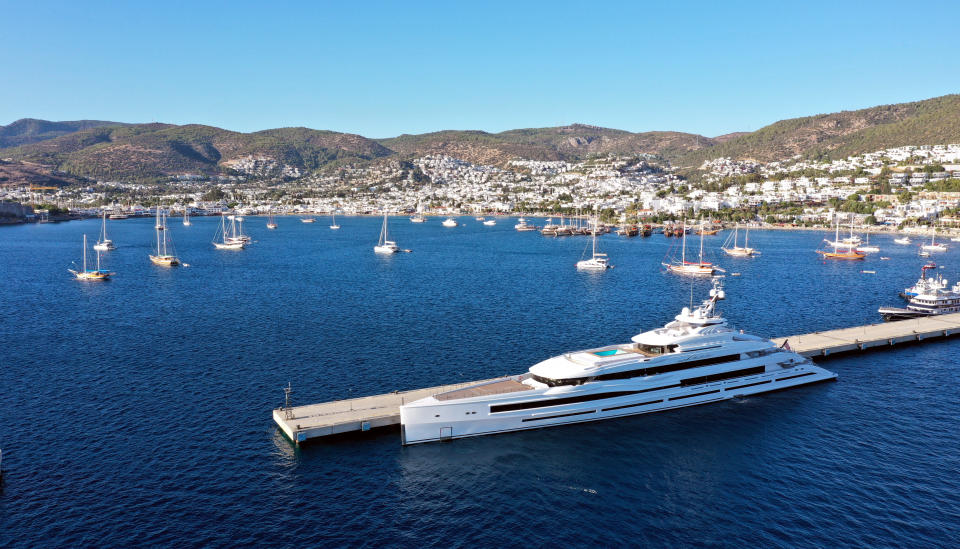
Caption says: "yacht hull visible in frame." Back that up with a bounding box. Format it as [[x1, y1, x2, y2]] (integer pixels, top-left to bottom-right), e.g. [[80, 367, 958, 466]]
[[400, 365, 836, 445]]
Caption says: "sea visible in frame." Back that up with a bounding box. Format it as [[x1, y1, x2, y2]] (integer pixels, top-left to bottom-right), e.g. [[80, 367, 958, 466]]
[[1, 216, 958, 547]]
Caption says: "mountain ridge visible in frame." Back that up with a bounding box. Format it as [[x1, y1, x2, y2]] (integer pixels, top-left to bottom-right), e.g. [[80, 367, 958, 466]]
[[5, 93, 960, 183]]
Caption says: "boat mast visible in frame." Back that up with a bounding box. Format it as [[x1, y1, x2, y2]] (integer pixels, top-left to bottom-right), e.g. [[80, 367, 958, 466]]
[[699, 219, 705, 265], [681, 219, 687, 264], [82, 234, 88, 272], [156, 207, 162, 256]]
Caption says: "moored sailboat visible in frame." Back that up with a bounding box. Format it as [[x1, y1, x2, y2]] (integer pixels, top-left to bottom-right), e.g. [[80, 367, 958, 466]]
[[149, 208, 180, 266], [374, 211, 401, 254], [70, 234, 114, 280], [93, 211, 116, 251], [214, 213, 246, 249], [663, 220, 723, 275], [721, 222, 755, 257]]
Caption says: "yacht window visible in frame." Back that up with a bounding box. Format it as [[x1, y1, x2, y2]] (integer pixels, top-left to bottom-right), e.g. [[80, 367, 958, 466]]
[[593, 353, 742, 381], [635, 343, 678, 355], [680, 365, 765, 387], [531, 374, 588, 387], [490, 391, 641, 413]]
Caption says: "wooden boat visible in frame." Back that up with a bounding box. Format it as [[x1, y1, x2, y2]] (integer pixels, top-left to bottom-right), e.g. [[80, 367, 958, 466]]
[[70, 234, 114, 280], [149, 208, 180, 266]]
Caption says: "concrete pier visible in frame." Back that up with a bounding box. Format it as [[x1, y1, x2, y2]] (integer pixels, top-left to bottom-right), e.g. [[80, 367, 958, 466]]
[[274, 312, 960, 445]]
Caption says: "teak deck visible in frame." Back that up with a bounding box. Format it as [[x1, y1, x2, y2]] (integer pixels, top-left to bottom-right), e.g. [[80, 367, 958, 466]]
[[274, 312, 960, 445]]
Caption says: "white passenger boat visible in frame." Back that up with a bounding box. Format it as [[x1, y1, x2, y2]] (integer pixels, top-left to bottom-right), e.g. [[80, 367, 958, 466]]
[[483, 219, 496, 226], [442, 217, 458, 227], [374, 211, 400, 254], [400, 278, 837, 445], [894, 236, 912, 245]]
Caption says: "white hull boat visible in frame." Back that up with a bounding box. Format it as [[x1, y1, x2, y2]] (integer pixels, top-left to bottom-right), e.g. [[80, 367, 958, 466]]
[[401, 278, 836, 445]]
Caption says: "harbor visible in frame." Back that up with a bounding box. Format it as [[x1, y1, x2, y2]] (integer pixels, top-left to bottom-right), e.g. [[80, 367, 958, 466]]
[[274, 311, 960, 445]]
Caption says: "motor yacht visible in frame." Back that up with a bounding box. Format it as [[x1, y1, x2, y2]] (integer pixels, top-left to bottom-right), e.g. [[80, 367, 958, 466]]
[[442, 217, 458, 227], [880, 272, 960, 320], [400, 278, 837, 445], [894, 236, 912, 245]]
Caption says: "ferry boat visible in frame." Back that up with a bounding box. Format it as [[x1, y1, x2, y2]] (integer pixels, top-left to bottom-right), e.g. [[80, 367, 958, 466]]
[[514, 217, 538, 231], [879, 273, 960, 321], [374, 211, 400, 254], [400, 278, 837, 445], [70, 235, 114, 280]]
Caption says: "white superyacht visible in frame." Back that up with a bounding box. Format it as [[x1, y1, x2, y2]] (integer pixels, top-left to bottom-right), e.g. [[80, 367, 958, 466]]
[[400, 278, 836, 444]]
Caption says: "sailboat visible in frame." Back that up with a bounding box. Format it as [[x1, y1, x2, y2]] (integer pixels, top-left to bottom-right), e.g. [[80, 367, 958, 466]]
[[330, 211, 341, 230], [576, 213, 612, 270], [663, 220, 723, 275], [93, 211, 116, 251], [70, 234, 114, 280], [410, 201, 426, 223], [721, 223, 755, 257], [374, 211, 400, 254], [856, 231, 880, 253], [183, 208, 192, 226], [149, 208, 180, 266], [266, 213, 278, 229], [817, 217, 865, 260], [921, 229, 948, 252], [214, 213, 246, 249]]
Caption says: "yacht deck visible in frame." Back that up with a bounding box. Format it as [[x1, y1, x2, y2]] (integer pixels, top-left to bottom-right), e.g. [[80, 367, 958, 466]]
[[435, 378, 532, 401]]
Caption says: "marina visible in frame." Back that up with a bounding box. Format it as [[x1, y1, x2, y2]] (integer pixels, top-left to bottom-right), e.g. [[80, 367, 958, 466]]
[[274, 310, 960, 445]]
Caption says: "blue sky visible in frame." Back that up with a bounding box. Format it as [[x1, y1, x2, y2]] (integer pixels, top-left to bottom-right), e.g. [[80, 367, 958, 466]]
[[3, 0, 959, 137]]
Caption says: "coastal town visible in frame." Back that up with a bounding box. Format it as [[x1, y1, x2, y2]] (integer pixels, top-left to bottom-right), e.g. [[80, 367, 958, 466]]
[[4, 143, 960, 231]]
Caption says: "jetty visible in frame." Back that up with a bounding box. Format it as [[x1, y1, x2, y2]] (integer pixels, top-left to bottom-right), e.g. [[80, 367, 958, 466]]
[[274, 313, 960, 445]]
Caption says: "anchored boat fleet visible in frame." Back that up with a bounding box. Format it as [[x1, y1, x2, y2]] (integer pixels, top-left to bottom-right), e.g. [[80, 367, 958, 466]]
[[400, 278, 837, 444]]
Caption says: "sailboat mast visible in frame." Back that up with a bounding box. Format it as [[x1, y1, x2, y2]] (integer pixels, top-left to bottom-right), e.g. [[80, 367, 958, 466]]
[[83, 234, 88, 271], [699, 220, 705, 264], [681, 219, 686, 264]]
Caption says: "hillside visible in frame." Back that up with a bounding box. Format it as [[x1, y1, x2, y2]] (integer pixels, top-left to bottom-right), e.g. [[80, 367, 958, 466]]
[[679, 94, 960, 165], [0, 124, 394, 180], [6, 94, 960, 183], [0, 118, 129, 148], [379, 124, 714, 165]]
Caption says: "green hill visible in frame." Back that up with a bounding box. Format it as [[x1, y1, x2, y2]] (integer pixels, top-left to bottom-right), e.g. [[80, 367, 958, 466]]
[[679, 94, 960, 165], [380, 124, 714, 165], [0, 118, 130, 148], [1, 123, 394, 180]]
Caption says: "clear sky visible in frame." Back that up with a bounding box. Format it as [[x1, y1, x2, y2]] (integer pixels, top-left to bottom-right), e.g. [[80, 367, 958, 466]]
[[3, 0, 960, 138]]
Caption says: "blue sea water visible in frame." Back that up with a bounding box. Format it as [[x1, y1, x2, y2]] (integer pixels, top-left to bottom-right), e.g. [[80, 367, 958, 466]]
[[1, 217, 959, 547]]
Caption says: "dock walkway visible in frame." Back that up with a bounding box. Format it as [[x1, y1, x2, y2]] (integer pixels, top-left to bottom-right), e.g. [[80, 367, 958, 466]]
[[275, 313, 960, 444]]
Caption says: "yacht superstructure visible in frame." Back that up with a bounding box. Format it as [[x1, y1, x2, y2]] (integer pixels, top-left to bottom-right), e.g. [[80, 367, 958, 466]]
[[400, 278, 837, 444]]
